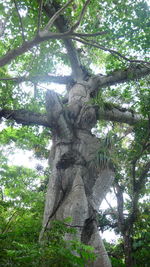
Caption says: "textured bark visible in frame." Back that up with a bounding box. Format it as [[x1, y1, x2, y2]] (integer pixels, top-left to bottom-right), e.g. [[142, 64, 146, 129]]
[[39, 80, 114, 267], [1, 77, 147, 267], [0, 109, 49, 127], [89, 66, 150, 91], [97, 106, 142, 125]]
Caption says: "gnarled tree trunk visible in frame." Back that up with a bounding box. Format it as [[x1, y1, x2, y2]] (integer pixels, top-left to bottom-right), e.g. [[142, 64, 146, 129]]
[[39, 80, 114, 266]]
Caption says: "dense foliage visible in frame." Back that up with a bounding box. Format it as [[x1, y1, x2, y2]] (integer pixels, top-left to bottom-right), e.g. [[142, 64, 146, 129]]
[[0, 153, 95, 266]]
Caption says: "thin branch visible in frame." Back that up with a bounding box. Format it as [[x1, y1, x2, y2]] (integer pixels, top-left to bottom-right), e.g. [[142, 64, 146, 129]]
[[132, 130, 150, 165], [0, 74, 73, 84], [104, 196, 118, 215], [72, 36, 150, 65], [2, 211, 18, 234], [72, 31, 108, 37], [13, 0, 25, 42], [70, 0, 91, 31], [118, 128, 133, 141], [42, 2, 82, 79], [37, 0, 44, 33], [44, 0, 74, 31]]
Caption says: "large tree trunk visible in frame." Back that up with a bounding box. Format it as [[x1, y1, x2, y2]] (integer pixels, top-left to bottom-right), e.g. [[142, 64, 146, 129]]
[[39, 80, 114, 266]]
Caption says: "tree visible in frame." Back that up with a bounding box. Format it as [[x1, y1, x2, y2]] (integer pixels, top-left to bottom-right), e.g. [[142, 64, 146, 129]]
[[98, 120, 150, 267], [0, 0, 149, 266]]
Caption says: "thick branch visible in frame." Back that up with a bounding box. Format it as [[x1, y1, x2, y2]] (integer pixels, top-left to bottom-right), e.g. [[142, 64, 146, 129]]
[[0, 74, 73, 84], [97, 106, 142, 125], [0, 109, 50, 127], [90, 66, 150, 92], [0, 33, 71, 67]]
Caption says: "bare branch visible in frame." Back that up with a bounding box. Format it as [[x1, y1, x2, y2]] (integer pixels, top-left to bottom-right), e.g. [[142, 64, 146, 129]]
[[44, 0, 74, 31], [0, 109, 50, 127], [70, 0, 91, 31], [0, 74, 73, 84], [13, 0, 25, 42]]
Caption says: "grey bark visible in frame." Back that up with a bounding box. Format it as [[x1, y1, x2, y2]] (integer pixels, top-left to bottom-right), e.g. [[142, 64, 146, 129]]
[[0, 109, 49, 127], [39, 79, 114, 267], [0, 76, 146, 266]]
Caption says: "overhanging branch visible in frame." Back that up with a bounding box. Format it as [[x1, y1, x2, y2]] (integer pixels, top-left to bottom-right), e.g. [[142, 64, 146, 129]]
[[97, 106, 143, 125], [0, 74, 73, 84], [0, 32, 73, 67], [90, 66, 150, 92], [0, 109, 50, 127]]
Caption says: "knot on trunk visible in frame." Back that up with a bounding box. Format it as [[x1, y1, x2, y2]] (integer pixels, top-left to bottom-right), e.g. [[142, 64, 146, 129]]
[[56, 150, 86, 169]]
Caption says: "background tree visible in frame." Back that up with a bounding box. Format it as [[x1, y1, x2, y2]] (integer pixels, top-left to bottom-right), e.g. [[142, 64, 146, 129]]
[[98, 115, 150, 267], [0, 0, 149, 266]]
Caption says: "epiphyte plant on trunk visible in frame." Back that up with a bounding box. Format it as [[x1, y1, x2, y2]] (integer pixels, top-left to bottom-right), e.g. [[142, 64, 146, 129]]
[[0, 0, 149, 266]]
